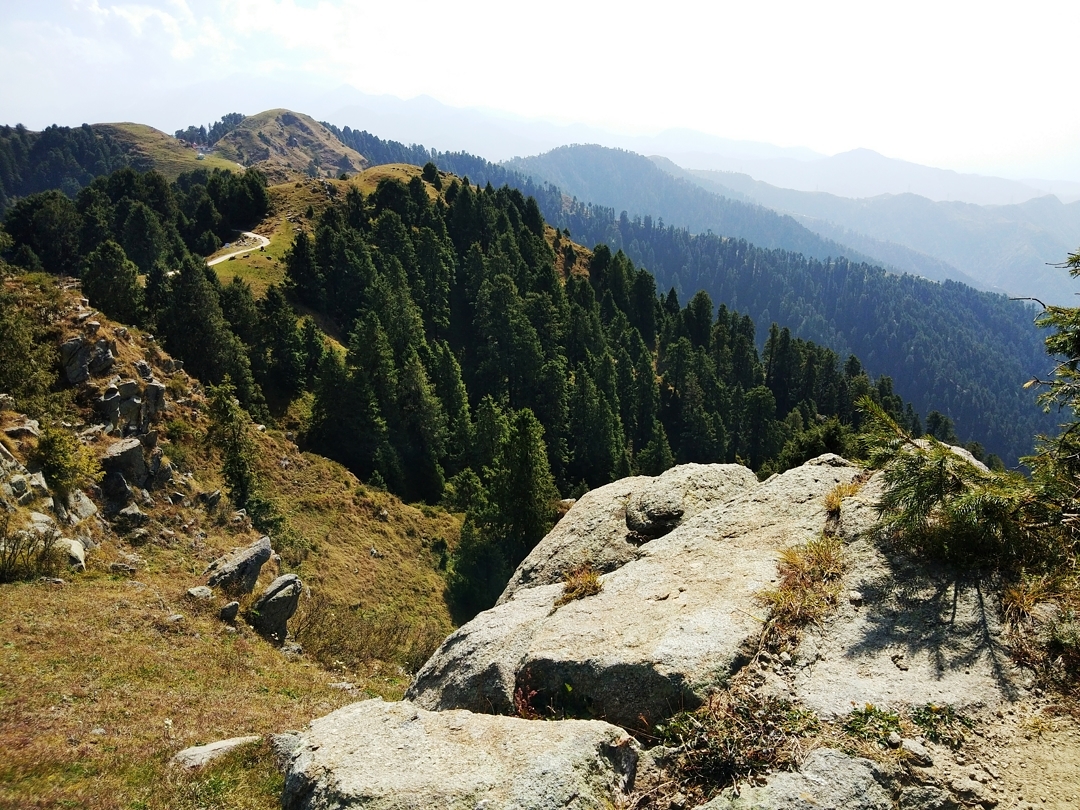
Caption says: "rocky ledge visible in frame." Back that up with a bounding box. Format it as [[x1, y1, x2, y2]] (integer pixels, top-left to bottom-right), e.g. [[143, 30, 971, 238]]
[[279, 454, 1029, 810]]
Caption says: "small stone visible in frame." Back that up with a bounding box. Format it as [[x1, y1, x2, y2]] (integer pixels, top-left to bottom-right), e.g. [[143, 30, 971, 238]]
[[110, 562, 136, 576], [90, 727, 106, 736], [778, 651, 792, 665], [219, 601, 240, 622], [186, 585, 213, 600], [848, 590, 864, 606], [164, 613, 184, 624], [902, 737, 934, 766], [887, 731, 902, 748]]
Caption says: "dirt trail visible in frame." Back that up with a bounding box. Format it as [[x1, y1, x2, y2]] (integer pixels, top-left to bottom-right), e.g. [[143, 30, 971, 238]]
[[206, 231, 270, 266]]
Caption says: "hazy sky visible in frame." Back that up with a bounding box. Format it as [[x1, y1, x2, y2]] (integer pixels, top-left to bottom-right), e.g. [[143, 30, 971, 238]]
[[3, 0, 1079, 180]]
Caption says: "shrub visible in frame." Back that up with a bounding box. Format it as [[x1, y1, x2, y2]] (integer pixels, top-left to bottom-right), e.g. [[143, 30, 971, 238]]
[[29, 426, 102, 497], [0, 513, 63, 583], [911, 703, 972, 748], [659, 688, 819, 793], [843, 704, 901, 747]]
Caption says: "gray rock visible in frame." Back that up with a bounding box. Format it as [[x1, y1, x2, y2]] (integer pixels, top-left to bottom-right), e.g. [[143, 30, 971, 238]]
[[61, 337, 91, 384], [0, 440, 18, 469], [248, 573, 302, 643], [134, 360, 153, 380], [115, 502, 147, 528], [186, 585, 213, 600], [142, 382, 166, 422], [110, 562, 137, 575], [57, 537, 86, 572], [101, 438, 148, 488], [3, 418, 40, 439], [269, 731, 302, 769], [8, 475, 27, 496], [699, 749, 890, 810], [219, 601, 240, 622], [171, 735, 261, 769], [102, 470, 133, 503], [117, 379, 140, 398], [901, 737, 934, 766], [793, 473, 1023, 718], [500, 462, 759, 603], [205, 536, 272, 594], [65, 489, 98, 525], [409, 456, 860, 728], [26, 471, 48, 497], [281, 699, 639, 810]]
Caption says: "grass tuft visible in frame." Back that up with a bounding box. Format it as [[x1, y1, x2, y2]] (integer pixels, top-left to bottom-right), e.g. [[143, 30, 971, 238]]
[[554, 563, 603, 607], [757, 534, 845, 652], [824, 481, 860, 514]]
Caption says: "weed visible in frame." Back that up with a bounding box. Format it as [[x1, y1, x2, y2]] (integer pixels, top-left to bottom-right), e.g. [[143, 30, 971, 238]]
[[911, 703, 972, 748], [292, 593, 443, 675], [843, 704, 901, 746], [659, 687, 819, 793], [554, 563, 603, 607]]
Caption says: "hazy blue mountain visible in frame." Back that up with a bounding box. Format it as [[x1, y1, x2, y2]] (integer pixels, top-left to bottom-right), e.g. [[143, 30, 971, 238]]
[[674, 147, 1080, 206], [678, 166, 1080, 305], [504, 145, 891, 267]]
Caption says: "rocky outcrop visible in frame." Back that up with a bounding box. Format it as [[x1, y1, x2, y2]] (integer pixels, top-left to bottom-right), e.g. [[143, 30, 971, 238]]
[[205, 536, 272, 594], [699, 748, 891, 810], [248, 573, 302, 643], [101, 438, 148, 489], [408, 456, 860, 728], [60, 336, 114, 385], [280, 699, 639, 810], [499, 462, 759, 604]]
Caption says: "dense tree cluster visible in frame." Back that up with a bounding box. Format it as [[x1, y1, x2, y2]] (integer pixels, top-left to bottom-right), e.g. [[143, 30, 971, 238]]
[[285, 172, 919, 615], [174, 113, 245, 147], [0, 124, 129, 215], [328, 127, 1052, 465]]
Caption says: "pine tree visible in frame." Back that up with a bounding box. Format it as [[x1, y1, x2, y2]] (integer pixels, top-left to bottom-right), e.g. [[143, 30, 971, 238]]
[[82, 239, 141, 325]]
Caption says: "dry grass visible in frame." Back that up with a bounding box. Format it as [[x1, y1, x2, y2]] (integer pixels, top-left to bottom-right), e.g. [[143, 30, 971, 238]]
[[824, 481, 860, 514], [756, 534, 845, 653], [94, 123, 238, 180], [0, 571, 371, 810], [554, 563, 603, 607]]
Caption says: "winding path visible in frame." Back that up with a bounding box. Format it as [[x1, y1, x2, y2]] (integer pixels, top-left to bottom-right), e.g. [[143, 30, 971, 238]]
[[207, 231, 271, 266]]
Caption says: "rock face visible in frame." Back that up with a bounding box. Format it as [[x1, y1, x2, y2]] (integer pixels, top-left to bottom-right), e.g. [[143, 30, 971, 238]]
[[280, 699, 639, 810], [101, 438, 148, 489], [248, 573, 302, 642], [408, 456, 860, 728], [699, 748, 891, 810], [499, 463, 759, 604], [205, 536, 272, 594]]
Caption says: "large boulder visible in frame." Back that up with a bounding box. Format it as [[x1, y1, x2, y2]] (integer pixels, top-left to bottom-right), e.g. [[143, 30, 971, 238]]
[[408, 456, 860, 728], [499, 463, 759, 603], [281, 699, 639, 810], [247, 573, 302, 643], [698, 748, 891, 810], [100, 438, 148, 488], [205, 536, 272, 594]]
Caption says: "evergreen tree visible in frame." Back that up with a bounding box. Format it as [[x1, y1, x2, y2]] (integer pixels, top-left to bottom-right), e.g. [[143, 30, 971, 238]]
[[81, 239, 141, 325]]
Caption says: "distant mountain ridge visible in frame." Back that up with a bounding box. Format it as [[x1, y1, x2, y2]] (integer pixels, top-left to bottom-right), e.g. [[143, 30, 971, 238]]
[[678, 165, 1080, 305], [504, 145, 891, 269], [674, 147, 1080, 206]]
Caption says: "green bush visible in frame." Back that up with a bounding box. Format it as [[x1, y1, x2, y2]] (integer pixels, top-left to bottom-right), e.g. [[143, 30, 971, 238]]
[[29, 426, 102, 497]]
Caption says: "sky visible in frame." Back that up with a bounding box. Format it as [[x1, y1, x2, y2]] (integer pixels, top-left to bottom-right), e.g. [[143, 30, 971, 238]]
[[3, 0, 1080, 180]]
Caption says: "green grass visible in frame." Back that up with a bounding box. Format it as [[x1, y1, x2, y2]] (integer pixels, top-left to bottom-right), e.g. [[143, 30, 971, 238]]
[[94, 123, 238, 180]]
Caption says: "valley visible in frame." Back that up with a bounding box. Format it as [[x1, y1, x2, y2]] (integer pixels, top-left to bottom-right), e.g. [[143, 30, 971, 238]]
[[1, 104, 1079, 810]]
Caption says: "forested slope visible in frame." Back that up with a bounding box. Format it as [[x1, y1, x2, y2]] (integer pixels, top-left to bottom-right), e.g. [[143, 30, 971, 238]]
[[329, 127, 1055, 465], [0, 123, 129, 214]]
